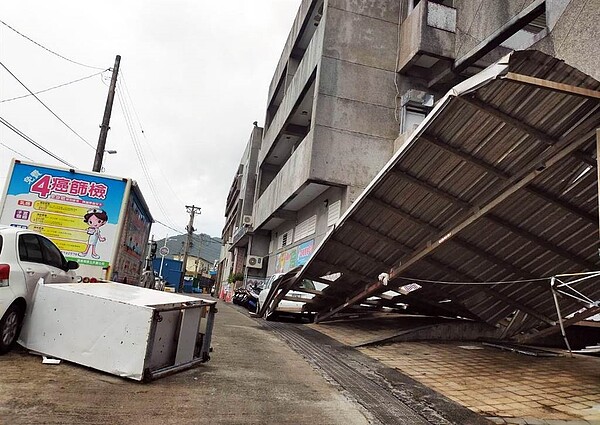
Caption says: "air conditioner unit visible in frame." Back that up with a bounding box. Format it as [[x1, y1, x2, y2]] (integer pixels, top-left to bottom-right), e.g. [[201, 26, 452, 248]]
[[242, 215, 253, 226], [246, 255, 263, 269]]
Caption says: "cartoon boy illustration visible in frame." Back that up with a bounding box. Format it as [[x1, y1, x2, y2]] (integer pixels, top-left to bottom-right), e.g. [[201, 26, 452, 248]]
[[79, 209, 108, 259]]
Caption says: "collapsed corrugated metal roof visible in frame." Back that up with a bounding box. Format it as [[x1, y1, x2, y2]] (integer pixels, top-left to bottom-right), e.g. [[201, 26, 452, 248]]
[[270, 50, 600, 339]]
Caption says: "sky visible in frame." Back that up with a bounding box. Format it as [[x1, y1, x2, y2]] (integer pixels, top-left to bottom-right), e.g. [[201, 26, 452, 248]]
[[0, 0, 301, 239]]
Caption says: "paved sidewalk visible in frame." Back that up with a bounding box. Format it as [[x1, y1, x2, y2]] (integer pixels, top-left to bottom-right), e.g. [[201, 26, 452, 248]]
[[264, 319, 493, 425], [310, 317, 600, 425], [0, 298, 370, 425]]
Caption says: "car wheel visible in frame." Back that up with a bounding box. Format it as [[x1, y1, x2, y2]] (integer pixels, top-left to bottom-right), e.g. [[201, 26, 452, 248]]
[[0, 304, 23, 355]]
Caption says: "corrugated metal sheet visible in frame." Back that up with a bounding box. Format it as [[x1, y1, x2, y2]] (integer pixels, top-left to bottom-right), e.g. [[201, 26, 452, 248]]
[[270, 50, 600, 338]]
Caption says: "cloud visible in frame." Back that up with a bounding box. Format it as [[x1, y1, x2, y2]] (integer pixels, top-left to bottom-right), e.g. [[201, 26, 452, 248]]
[[0, 0, 301, 238]]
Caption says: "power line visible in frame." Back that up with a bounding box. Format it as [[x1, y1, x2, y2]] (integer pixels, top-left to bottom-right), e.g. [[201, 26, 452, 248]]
[[154, 219, 186, 235], [115, 82, 180, 230], [0, 116, 75, 167], [0, 60, 95, 150], [119, 70, 186, 206], [0, 141, 34, 161], [0, 19, 105, 70], [116, 83, 165, 213], [151, 226, 216, 245], [152, 229, 217, 245], [0, 69, 108, 103]]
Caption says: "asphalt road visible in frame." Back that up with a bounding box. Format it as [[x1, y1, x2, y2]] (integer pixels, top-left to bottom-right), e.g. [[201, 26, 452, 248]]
[[0, 298, 372, 425]]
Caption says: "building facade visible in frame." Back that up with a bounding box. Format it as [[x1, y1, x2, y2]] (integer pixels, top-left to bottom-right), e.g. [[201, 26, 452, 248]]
[[221, 0, 600, 283], [218, 124, 263, 291]]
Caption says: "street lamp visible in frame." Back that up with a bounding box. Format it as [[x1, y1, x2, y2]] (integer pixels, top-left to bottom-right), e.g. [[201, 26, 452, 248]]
[[158, 235, 173, 279], [100, 150, 117, 173]]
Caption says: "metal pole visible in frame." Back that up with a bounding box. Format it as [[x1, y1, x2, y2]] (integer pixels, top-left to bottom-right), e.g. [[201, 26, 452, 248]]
[[93, 55, 121, 172], [159, 235, 167, 278], [550, 276, 572, 356]]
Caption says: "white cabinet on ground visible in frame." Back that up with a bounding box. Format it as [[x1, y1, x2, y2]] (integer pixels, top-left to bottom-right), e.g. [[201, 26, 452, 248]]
[[19, 281, 217, 381]]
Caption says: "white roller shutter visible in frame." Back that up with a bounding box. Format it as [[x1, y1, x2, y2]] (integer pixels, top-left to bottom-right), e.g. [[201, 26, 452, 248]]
[[327, 200, 341, 227], [294, 215, 317, 242]]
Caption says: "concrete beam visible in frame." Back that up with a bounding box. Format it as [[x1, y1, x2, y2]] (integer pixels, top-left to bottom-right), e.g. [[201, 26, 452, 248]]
[[454, 0, 545, 73], [271, 209, 297, 221]]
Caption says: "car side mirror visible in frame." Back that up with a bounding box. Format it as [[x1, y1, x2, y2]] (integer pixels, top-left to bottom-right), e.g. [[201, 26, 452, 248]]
[[66, 260, 79, 270]]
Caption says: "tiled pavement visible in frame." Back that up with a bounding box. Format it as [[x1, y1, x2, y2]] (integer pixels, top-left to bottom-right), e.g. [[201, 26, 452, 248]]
[[310, 318, 600, 425]]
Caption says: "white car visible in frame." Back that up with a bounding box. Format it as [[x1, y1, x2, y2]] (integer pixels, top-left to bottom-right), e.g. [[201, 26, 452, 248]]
[[257, 273, 315, 320], [0, 225, 79, 354]]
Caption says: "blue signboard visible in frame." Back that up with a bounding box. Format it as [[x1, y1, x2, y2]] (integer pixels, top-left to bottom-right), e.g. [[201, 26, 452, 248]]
[[0, 161, 127, 268]]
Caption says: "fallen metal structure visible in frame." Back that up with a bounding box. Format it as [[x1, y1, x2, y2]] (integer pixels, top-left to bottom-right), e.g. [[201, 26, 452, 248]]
[[266, 50, 600, 341], [19, 281, 217, 381]]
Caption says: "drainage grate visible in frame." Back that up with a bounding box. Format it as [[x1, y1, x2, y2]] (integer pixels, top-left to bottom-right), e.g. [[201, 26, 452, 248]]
[[262, 321, 493, 425]]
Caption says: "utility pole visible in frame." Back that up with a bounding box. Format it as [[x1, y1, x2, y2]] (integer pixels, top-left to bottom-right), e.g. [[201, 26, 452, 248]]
[[179, 205, 201, 292], [93, 54, 121, 172], [141, 235, 157, 289]]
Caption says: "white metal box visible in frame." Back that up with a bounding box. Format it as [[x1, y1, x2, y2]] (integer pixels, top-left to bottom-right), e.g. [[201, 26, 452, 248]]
[[18, 281, 217, 381]]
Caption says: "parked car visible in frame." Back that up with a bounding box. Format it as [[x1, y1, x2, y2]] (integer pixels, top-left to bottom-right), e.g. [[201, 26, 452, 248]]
[[0, 226, 79, 354], [257, 273, 315, 320]]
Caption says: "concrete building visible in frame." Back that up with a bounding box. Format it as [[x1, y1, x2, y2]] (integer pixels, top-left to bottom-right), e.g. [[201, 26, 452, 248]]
[[218, 124, 263, 290], [221, 0, 600, 282], [251, 0, 405, 278]]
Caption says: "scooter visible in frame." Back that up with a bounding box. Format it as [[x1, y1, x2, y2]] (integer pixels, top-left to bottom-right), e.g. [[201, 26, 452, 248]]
[[232, 287, 248, 305], [246, 284, 262, 312]]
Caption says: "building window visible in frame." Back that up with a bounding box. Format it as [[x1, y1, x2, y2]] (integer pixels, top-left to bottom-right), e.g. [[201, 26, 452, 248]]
[[278, 231, 292, 249], [401, 105, 427, 134], [327, 200, 341, 227], [400, 89, 434, 135], [294, 215, 317, 242]]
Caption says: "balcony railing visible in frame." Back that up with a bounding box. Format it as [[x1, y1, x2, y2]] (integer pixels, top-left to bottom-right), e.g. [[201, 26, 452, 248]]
[[231, 225, 251, 247], [254, 131, 313, 228]]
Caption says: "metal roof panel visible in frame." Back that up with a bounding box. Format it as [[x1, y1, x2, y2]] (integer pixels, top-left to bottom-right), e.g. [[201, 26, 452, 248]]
[[266, 50, 600, 338]]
